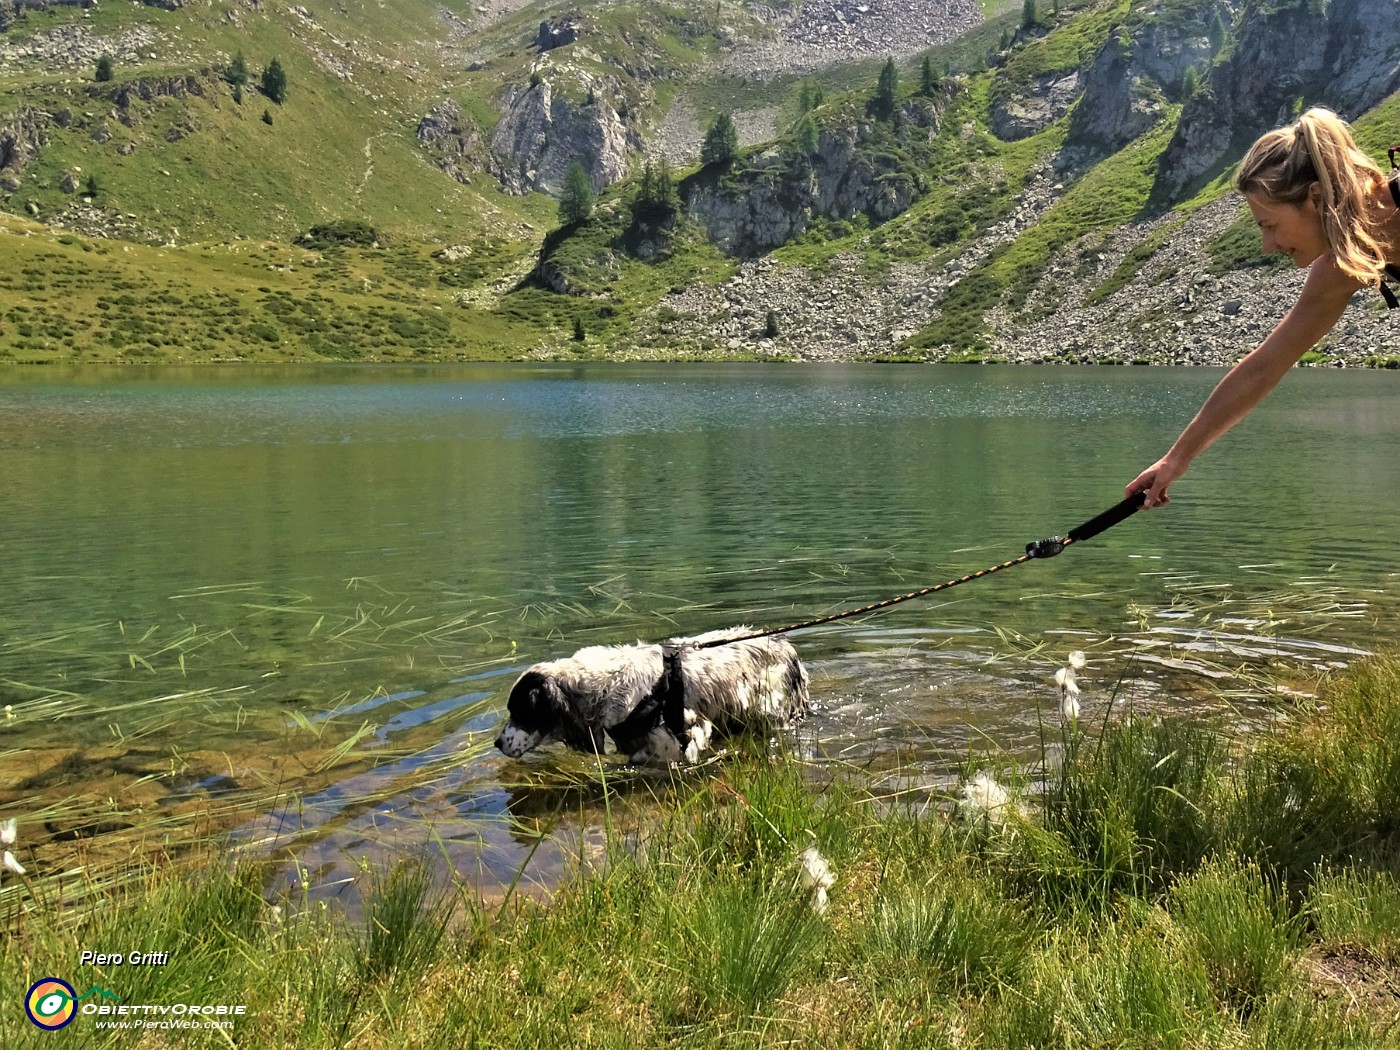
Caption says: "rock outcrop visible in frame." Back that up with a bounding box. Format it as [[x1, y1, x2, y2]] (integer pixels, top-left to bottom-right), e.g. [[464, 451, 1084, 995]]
[[416, 99, 481, 185], [1157, 0, 1400, 198], [990, 71, 1080, 141], [683, 98, 941, 257], [536, 14, 582, 52], [991, 3, 1213, 155], [489, 76, 640, 196], [0, 108, 51, 190]]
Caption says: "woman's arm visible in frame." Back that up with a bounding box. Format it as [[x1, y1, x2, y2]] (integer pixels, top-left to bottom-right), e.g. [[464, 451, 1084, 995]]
[[1127, 256, 1361, 507]]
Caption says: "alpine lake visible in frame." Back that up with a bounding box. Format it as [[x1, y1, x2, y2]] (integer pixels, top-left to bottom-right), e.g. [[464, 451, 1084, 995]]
[[4, 362, 1399, 908]]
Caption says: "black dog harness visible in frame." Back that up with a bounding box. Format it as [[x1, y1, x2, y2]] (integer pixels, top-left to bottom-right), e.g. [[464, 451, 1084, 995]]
[[606, 644, 689, 750]]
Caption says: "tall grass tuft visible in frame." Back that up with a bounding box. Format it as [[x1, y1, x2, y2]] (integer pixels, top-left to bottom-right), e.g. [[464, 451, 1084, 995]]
[[1011, 716, 1227, 913], [863, 868, 1037, 995], [1170, 855, 1302, 1016], [355, 858, 455, 984], [1306, 866, 1400, 963], [1042, 918, 1217, 1049], [663, 876, 826, 1020]]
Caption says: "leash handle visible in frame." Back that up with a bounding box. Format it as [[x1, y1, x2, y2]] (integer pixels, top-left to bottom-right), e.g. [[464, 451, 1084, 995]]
[[1066, 490, 1147, 544]]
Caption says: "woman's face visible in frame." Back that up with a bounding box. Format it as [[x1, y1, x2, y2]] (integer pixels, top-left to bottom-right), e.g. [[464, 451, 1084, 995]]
[[1246, 190, 1328, 267]]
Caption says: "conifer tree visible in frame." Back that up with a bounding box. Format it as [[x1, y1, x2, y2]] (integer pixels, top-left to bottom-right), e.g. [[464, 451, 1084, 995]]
[[870, 57, 898, 120], [919, 55, 940, 96], [700, 113, 738, 166], [559, 161, 594, 225], [1181, 65, 1201, 101], [1208, 9, 1228, 54], [1022, 0, 1038, 29], [95, 55, 113, 82], [226, 52, 249, 88], [261, 58, 288, 104], [793, 114, 819, 157]]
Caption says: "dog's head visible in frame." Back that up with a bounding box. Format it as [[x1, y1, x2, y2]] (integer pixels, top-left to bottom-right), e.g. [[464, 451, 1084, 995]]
[[495, 668, 597, 757]]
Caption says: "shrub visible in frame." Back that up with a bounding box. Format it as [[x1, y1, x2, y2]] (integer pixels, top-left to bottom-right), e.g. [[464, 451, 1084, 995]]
[[95, 55, 113, 82], [295, 220, 381, 249]]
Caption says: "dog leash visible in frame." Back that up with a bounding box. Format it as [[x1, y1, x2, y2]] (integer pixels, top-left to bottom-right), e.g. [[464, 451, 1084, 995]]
[[685, 491, 1149, 650]]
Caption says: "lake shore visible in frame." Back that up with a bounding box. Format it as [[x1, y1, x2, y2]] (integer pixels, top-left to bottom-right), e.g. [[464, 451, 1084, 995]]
[[6, 654, 1400, 1046]]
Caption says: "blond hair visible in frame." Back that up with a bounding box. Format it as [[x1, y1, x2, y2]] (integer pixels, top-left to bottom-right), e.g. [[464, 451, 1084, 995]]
[[1235, 107, 1388, 284]]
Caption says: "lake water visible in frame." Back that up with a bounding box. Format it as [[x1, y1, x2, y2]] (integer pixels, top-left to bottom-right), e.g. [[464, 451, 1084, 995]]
[[3, 363, 1398, 903]]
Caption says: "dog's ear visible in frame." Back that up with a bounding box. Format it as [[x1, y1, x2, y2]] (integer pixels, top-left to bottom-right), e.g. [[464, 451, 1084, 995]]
[[506, 670, 562, 732], [544, 679, 606, 752]]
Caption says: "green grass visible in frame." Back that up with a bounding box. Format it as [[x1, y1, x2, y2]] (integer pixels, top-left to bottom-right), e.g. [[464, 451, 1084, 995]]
[[8, 653, 1400, 1045]]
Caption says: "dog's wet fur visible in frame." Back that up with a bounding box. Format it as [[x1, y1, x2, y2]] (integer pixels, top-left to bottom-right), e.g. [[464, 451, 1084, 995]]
[[494, 628, 808, 764]]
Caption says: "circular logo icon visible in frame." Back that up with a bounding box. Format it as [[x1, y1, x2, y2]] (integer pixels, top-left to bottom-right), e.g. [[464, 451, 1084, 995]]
[[26, 978, 77, 1030]]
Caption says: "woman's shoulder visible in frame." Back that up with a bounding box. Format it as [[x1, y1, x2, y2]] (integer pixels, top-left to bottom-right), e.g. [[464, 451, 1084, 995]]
[[1302, 251, 1371, 303]]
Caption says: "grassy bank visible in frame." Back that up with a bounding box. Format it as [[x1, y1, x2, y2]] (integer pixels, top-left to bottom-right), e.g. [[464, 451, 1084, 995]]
[[7, 657, 1400, 1046]]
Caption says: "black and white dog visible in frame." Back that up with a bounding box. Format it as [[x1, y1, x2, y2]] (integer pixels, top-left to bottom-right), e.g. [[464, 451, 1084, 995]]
[[494, 627, 809, 765]]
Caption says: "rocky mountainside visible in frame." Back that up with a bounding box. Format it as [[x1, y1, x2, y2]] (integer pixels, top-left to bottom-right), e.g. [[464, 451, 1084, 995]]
[[0, 0, 1398, 365], [534, 0, 1400, 366]]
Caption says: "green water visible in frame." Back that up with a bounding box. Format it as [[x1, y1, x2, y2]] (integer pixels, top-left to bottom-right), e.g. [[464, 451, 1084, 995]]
[[3, 363, 1398, 898]]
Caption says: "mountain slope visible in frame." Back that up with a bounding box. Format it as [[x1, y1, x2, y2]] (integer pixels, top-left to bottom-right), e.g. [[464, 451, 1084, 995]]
[[2, 0, 1398, 364]]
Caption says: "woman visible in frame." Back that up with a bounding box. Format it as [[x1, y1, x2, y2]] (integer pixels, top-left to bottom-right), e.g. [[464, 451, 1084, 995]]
[[1128, 107, 1400, 509]]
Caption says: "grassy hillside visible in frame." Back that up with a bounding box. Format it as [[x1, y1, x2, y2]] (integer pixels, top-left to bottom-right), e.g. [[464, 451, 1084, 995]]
[[0, 0, 750, 359], [2, 0, 1396, 363]]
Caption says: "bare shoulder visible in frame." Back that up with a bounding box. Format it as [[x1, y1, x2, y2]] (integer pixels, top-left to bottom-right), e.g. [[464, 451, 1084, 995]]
[[1300, 252, 1370, 308]]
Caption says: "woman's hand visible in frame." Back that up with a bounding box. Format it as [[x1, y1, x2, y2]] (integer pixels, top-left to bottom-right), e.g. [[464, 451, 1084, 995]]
[[1126, 456, 1185, 509]]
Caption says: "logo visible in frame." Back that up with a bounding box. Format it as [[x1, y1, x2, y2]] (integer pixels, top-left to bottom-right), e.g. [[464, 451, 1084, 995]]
[[24, 978, 121, 1030], [26, 978, 77, 1031]]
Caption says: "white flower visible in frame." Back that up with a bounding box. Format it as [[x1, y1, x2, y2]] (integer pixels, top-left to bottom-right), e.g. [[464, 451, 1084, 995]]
[[797, 846, 836, 915], [1, 818, 25, 875], [1068, 650, 1087, 671], [1055, 660, 1083, 725], [1060, 680, 1081, 722], [959, 772, 1011, 822]]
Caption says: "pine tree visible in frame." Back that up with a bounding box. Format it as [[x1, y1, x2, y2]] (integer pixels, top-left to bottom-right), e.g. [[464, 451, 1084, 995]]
[[700, 113, 738, 167], [632, 160, 679, 224], [763, 310, 779, 338], [559, 161, 595, 225], [870, 57, 898, 120], [261, 109, 274, 125], [1181, 65, 1201, 101], [226, 52, 249, 88], [261, 58, 288, 104], [919, 55, 940, 97], [572, 316, 586, 342], [1208, 9, 1228, 54], [95, 55, 113, 82], [793, 114, 819, 157], [1021, 0, 1038, 30]]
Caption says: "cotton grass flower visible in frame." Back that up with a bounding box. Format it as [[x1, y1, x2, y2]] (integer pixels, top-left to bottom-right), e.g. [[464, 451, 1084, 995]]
[[1, 818, 25, 875], [1055, 651, 1087, 725], [959, 771, 1012, 824], [796, 845, 836, 915]]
